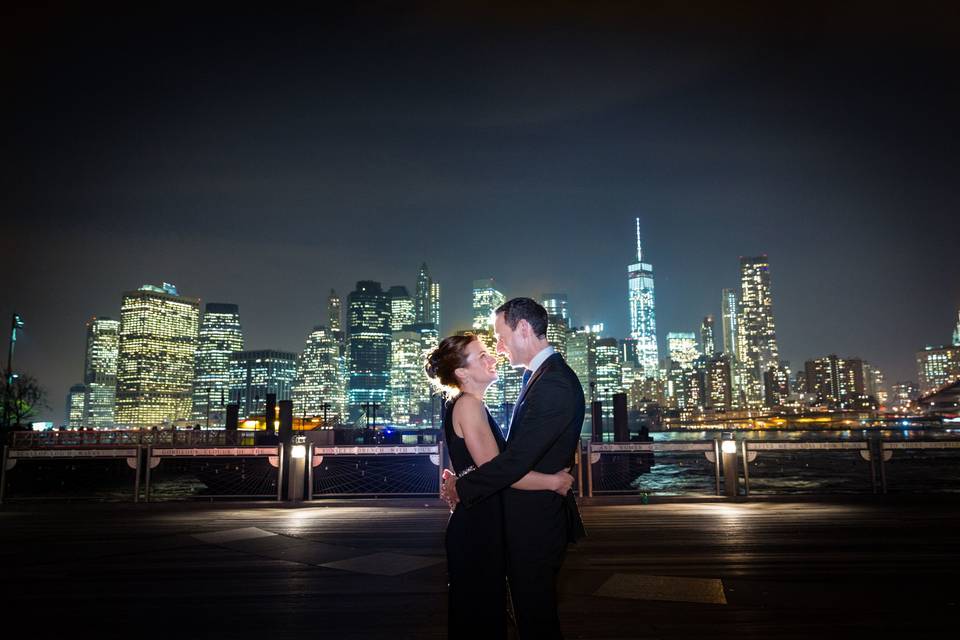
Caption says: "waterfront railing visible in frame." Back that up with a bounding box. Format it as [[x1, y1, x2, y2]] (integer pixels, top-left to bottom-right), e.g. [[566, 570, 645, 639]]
[[4, 431, 960, 502]]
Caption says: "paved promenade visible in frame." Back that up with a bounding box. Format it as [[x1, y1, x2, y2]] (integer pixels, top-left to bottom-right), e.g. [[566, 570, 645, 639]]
[[1, 497, 957, 639]]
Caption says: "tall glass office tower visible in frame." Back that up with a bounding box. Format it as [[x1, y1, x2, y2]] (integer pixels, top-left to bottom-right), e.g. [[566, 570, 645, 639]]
[[327, 289, 342, 334], [953, 309, 960, 347], [229, 350, 297, 419], [721, 288, 739, 356], [627, 218, 659, 379], [388, 286, 415, 331], [115, 283, 200, 427], [667, 332, 700, 370], [347, 281, 392, 419], [293, 326, 346, 422], [473, 278, 505, 331], [700, 316, 716, 357], [429, 282, 441, 330], [83, 316, 120, 428], [738, 256, 780, 403], [192, 303, 243, 426]]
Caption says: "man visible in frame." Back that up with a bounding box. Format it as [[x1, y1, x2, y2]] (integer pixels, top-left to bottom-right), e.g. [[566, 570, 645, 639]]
[[442, 297, 585, 639]]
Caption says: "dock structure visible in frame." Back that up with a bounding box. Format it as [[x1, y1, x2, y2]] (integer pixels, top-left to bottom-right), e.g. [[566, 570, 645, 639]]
[[1, 497, 957, 638]]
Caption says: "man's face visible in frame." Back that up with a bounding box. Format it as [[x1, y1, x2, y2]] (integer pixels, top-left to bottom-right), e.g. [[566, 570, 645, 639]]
[[494, 313, 524, 368]]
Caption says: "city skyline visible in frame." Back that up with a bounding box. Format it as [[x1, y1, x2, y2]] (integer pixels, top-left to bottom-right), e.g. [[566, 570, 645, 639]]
[[3, 7, 958, 421]]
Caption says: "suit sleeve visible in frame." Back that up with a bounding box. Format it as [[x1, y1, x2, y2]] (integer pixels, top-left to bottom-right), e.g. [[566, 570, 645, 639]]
[[456, 372, 574, 508]]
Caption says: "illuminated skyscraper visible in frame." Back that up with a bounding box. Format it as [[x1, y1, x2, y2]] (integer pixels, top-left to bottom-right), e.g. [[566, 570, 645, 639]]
[[567, 326, 599, 402], [953, 309, 960, 347], [700, 315, 716, 357], [916, 345, 960, 394], [721, 289, 738, 356], [627, 218, 659, 378], [890, 382, 919, 411], [430, 282, 441, 330], [473, 278, 505, 331], [803, 355, 864, 406], [542, 294, 570, 358], [192, 303, 243, 426], [390, 327, 428, 425], [347, 281, 392, 418], [415, 263, 432, 323], [293, 326, 346, 423], [542, 294, 570, 327], [763, 363, 791, 408], [738, 256, 779, 403], [67, 384, 87, 428], [83, 316, 120, 428], [595, 337, 622, 418], [230, 350, 297, 419], [705, 354, 734, 410], [667, 332, 700, 370], [413, 264, 441, 332], [115, 283, 200, 428], [862, 361, 888, 407], [327, 289, 342, 334], [388, 286, 415, 332]]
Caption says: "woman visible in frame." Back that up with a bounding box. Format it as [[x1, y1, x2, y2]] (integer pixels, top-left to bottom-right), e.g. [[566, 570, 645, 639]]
[[425, 334, 574, 639]]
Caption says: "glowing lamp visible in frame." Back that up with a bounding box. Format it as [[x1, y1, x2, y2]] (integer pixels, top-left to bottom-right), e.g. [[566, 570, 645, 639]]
[[721, 440, 737, 455]]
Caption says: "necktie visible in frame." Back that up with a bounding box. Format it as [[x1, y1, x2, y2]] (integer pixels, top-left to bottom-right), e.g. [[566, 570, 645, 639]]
[[520, 368, 533, 393]]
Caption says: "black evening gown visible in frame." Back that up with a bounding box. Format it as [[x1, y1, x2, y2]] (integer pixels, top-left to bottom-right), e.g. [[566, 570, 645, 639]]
[[444, 395, 507, 639]]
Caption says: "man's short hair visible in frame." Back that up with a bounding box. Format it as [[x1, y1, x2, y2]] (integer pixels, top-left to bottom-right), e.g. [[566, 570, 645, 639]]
[[496, 297, 548, 339]]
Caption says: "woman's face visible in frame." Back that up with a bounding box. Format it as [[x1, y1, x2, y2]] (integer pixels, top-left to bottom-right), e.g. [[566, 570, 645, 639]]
[[459, 338, 499, 389]]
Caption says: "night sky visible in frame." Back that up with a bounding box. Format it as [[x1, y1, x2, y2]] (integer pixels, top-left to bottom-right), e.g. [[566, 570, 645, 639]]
[[2, 4, 958, 422]]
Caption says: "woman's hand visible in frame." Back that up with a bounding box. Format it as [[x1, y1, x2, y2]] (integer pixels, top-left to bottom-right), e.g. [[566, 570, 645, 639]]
[[551, 467, 575, 496]]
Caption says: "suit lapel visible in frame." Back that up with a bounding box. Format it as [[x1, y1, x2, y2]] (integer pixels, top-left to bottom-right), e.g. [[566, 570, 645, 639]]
[[507, 353, 559, 441]]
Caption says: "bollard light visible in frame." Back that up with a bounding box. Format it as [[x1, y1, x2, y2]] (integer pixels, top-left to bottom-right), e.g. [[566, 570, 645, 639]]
[[721, 439, 737, 454], [291, 434, 307, 459]]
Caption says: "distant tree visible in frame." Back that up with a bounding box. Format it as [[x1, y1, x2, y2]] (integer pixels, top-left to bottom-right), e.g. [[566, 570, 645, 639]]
[[1, 372, 47, 430]]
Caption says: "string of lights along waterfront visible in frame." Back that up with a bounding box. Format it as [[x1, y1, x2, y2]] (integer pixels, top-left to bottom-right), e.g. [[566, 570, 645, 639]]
[[54, 221, 960, 431]]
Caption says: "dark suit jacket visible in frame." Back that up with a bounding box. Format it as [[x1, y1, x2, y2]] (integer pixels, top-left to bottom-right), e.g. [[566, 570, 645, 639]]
[[457, 352, 585, 556]]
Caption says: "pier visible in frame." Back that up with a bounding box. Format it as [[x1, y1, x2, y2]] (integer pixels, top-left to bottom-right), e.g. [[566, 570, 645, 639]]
[[2, 496, 957, 639]]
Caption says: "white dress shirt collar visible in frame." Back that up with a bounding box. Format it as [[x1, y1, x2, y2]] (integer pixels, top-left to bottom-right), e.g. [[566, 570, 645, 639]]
[[526, 345, 556, 375]]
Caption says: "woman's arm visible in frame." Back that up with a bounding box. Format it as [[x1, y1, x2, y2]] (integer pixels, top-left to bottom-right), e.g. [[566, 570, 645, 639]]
[[454, 396, 500, 467]]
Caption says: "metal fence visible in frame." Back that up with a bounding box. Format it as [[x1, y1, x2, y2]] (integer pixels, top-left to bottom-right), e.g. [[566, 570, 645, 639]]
[[308, 444, 444, 498], [11, 429, 248, 448], [1, 447, 141, 502], [5, 434, 960, 502], [742, 441, 876, 495], [584, 441, 721, 496], [144, 445, 282, 501]]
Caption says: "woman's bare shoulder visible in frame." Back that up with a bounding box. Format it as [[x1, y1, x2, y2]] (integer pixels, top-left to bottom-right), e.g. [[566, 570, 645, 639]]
[[452, 394, 485, 421]]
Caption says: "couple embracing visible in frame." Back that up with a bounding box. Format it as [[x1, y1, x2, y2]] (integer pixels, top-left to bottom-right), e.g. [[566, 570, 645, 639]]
[[425, 297, 586, 639]]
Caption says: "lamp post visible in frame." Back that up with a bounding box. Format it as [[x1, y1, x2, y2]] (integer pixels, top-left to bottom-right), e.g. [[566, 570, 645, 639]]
[[3, 313, 24, 430], [320, 402, 330, 428]]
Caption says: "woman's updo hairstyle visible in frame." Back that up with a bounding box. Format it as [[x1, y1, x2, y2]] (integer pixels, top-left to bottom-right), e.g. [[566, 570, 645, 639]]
[[425, 334, 477, 394]]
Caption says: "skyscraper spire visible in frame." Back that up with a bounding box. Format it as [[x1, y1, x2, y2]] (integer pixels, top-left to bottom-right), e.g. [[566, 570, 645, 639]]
[[635, 216, 642, 262]]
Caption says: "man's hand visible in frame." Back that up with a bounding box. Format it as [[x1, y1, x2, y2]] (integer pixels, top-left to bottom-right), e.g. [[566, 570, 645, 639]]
[[441, 468, 460, 510]]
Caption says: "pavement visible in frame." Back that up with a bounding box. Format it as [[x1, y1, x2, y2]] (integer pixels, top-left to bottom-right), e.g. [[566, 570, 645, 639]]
[[1, 496, 958, 639]]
